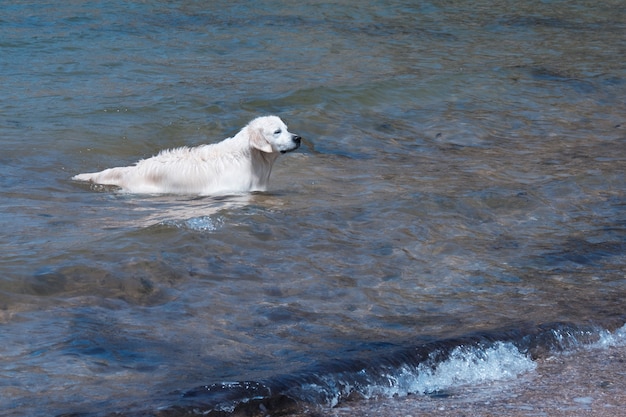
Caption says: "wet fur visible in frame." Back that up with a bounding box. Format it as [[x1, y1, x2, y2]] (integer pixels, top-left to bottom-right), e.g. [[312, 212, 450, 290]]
[[72, 116, 301, 195]]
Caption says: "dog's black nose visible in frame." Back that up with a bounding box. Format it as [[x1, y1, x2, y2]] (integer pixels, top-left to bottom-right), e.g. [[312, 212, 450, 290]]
[[292, 135, 302, 145]]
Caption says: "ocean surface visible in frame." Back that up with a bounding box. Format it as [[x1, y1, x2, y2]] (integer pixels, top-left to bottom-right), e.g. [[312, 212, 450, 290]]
[[1, 1, 625, 416]]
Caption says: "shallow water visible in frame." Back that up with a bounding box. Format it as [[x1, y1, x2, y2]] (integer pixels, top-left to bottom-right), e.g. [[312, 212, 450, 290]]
[[1, 1, 625, 416]]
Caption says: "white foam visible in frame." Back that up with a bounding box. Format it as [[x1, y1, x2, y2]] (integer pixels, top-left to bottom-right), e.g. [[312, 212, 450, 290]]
[[366, 342, 536, 398], [161, 216, 221, 232], [184, 216, 220, 231], [592, 324, 626, 349]]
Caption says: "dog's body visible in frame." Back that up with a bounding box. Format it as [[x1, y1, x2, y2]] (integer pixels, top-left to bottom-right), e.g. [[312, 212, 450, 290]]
[[73, 116, 301, 195]]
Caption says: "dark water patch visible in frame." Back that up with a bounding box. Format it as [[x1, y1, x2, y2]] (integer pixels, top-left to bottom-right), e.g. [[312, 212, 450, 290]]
[[141, 6, 323, 33], [530, 67, 598, 93], [533, 239, 625, 270], [499, 16, 588, 31], [497, 14, 625, 33], [602, 76, 626, 87], [60, 310, 165, 372], [25, 270, 68, 297], [6, 260, 181, 307], [505, 65, 600, 94], [345, 21, 458, 42]]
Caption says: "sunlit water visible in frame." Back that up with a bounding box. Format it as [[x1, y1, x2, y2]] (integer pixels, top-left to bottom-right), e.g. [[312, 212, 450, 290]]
[[1, 1, 625, 416]]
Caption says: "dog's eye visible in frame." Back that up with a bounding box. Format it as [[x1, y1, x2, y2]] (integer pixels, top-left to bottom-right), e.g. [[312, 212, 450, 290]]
[[274, 129, 282, 135]]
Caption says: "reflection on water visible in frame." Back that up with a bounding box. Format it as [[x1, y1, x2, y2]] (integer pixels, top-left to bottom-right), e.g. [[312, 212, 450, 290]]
[[0, 0, 624, 416]]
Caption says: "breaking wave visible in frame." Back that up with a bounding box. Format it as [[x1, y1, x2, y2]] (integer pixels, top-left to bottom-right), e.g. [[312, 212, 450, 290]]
[[141, 320, 626, 417]]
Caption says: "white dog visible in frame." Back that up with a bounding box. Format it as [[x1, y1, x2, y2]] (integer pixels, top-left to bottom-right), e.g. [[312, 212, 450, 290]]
[[72, 116, 301, 195]]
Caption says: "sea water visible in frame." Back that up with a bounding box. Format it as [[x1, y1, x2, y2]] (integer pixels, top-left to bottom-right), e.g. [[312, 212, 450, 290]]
[[1, 1, 625, 416]]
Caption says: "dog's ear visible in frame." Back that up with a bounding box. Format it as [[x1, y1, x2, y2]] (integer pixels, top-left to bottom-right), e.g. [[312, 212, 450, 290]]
[[249, 126, 273, 153]]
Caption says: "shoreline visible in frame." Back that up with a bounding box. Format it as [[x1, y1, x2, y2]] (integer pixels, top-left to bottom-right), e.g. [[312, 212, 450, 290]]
[[322, 343, 626, 417]]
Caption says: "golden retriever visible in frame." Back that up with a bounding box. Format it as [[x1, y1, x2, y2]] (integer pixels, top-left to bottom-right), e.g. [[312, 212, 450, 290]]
[[72, 115, 301, 195]]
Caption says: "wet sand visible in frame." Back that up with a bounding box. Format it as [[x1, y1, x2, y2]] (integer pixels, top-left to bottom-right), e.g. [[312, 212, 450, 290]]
[[323, 344, 626, 417]]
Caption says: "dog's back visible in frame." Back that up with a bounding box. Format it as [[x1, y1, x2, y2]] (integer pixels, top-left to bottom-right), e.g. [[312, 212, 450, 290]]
[[73, 142, 255, 195]]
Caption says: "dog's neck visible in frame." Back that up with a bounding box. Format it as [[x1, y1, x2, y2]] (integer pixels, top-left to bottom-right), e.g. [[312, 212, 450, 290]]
[[250, 148, 278, 188]]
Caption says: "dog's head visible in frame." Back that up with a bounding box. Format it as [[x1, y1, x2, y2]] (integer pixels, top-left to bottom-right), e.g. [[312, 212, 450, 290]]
[[248, 116, 301, 154]]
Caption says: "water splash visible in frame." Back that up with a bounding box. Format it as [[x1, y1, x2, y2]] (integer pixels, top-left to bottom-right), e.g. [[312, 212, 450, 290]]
[[161, 216, 221, 232], [381, 341, 535, 398]]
